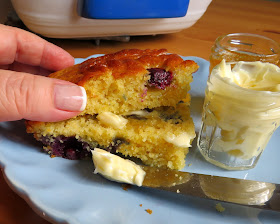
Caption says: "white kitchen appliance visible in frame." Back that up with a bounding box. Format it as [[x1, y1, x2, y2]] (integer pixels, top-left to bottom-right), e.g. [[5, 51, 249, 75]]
[[11, 0, 212, 39]]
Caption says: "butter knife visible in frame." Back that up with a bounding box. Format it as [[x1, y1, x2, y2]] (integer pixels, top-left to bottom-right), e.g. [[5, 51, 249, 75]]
[[141, 166, 280, 212]]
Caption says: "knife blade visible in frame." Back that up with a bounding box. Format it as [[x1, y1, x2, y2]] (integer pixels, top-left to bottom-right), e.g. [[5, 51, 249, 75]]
[[141, 166, 280, 212], [91, 148, 279, 211]]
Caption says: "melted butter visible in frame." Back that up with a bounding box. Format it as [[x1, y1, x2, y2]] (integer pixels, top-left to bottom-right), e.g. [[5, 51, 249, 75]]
[[164, 132, 195, 148], [97, 112, 128, 129], [141, 166, 191, 187], [91, 148, 146, 186], [204, 60, 280, 160]]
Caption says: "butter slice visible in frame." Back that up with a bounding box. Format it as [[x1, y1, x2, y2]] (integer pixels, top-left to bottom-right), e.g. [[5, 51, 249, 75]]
[[97, 112, 128, 129], [164, 132, 195, 148], [124, 110, 150, 117], [91, 148, 146, 187]]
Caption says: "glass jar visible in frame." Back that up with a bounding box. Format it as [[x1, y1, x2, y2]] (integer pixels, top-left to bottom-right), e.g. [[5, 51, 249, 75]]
[[197, 60, 280, 170], [209, 33, 280, 72]]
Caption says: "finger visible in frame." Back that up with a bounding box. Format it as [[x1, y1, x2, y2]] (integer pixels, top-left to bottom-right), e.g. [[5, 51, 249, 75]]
[[0, 65, 9, 70], [2, 61, 52, 76], [0, 69, 87, 122], [0, 24, 74, 71]]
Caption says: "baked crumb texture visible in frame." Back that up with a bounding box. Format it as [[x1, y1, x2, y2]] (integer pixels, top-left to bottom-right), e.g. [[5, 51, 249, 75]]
[[26, 49, 198, 170]]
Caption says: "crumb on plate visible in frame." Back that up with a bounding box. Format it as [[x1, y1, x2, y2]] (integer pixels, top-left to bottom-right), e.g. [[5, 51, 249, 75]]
[[215, 203, 225, 212], [122, 184, 132, 191], [145, 209, 153, 214]]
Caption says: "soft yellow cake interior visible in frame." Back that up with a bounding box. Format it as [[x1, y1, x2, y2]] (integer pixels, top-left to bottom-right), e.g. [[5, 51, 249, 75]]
[[27, 104, 195, 169], [80, 64, 194, 115]]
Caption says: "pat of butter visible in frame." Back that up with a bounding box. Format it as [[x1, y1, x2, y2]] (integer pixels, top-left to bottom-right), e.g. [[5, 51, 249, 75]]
[[91, 148, 146, 187], [97, 112, 128, 129], [164, 132, 195, 148], [124, 110, 150, 117]]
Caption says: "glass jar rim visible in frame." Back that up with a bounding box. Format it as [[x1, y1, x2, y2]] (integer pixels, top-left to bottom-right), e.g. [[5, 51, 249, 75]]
[[211, 61, 280, 97], [215, 33, 280, 56]]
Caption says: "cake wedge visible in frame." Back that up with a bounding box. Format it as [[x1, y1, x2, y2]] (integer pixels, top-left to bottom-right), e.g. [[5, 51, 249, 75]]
[[26, 49, 199, 170]]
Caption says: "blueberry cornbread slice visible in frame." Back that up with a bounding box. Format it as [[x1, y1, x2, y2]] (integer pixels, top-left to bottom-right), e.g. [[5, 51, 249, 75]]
[[26, 103, 195, 170], [48, 49, 198, 114], [26, 49, 199, 169]]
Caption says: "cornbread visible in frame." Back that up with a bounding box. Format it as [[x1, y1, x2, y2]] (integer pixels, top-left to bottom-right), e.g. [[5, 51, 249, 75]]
[[26, 49, 198, 170], [27, 104, 195, 169], [48, 49, 198, 114]]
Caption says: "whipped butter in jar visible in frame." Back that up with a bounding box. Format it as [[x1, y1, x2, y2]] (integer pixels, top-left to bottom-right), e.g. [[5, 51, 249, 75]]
[[197, 60, 280, 170]]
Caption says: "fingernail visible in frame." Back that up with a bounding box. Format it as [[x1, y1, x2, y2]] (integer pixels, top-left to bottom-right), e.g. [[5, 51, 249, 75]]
[[54, 85, 87, 112]]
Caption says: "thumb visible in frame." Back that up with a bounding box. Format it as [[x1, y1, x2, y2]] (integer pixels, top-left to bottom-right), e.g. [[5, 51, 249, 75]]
[[0, 70, 87, 122]]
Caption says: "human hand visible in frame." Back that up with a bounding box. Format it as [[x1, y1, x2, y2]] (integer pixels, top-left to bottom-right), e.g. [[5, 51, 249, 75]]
[[0, 25, 87, 122]]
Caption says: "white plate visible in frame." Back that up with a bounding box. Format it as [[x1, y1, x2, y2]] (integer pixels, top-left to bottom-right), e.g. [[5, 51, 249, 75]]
[[0, 55, 279, 224]]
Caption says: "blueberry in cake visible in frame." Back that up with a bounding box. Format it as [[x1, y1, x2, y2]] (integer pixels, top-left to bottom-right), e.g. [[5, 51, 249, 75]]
[[26, 49, 199, 170]]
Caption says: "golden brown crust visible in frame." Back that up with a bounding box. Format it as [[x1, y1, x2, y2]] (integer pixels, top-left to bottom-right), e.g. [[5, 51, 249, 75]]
[[49, 48, 198, 86], [25, 120, 40, 133]]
